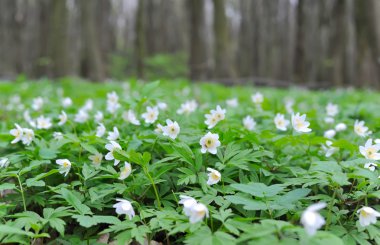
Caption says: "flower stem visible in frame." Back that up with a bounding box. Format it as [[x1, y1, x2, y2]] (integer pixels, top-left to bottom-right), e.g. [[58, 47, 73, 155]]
[[17, 174, 27, 212], [143, 166, 162, 209], [325, 189, 337, 230]]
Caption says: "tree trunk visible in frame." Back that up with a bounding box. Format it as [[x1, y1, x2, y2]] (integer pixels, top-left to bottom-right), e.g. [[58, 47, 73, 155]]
[[135, 0, 145, 79], [48, 0, 69, 78], [293, 0, 306, 84], [212, 0, 235, 80], [79, 0, 105, 81], [188, 0, 208, 80]]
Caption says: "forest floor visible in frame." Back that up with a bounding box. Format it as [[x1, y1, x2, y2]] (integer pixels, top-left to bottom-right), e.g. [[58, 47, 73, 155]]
[[0, 79, 380, 244]]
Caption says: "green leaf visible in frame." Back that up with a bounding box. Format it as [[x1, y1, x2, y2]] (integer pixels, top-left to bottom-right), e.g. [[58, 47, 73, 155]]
[[73, 215, 121, 228], [225, 195, 267, 210], [59, 189, 92, 215], [273, 189, 311, 209], [39, 148, 58, 160], [231, 183, 285, 198], [0, 224, 35, 237], [0, 183, 16, 192], [80, 143, 98, 154], [26, 178, 45, 187]]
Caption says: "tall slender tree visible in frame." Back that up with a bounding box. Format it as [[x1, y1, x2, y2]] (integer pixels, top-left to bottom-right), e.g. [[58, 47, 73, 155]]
[[293, 0, 306, 84], [135, 0, 146, 79], [212, 0, 235, 80], [188, 0, 208, 80], [80, 0, 105, 81], [47, 0, 69, 78]]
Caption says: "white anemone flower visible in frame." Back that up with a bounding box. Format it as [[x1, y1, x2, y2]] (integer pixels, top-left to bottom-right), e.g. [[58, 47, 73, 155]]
[[291, 113, 312, 133], [62, 97, 72, 108], [0, 158, 10, 168], [96, 123, 106, 137], [94, 111, 104, 122], [56, 159, 71, 176], [322, 141, 337, 157], [82, 99, 93, 111], [107, 127, 120, 141], [324, 117, 335, 124], [205, 113, 219, 129], [359, 139, 380, 160], [105, 141, 122, 166], [89, 153, 103, 168], [32, 97, 44, 111], [326, 103, 339, 117], [155, 123, 164, 133], [162, 119, 180, 139], [226, 98, 238, 107], [74, 109, 89, 123], [21, 128, 34, 145], [141, 106, 159, 124], [300, 202, 327, 236], [53, 132, 63, 141], [157, 102, 167, 110], [36, 116, 52, 129], [206, 168, 221, 185], [179, 195, 198, 216], [243, 116, 256, 131], [324, 129, 336, 139], [335, 123, 347, 132], [285, 98, 294, 114], [188, 203, 209, 224], [251, 92, 264, 105], [23, 110, 32, 123], [107, 101, 121, 114], [113, 198, 135, 220], [364, 163, 377, 172], [119, 162, 132, 180], [204, 105, 226, 129], [200, 132, 221, 154], [274, 113, 289, 131], [177, 100, 198, 115], [10, 123, 24, 144], [354, 120, 370, 137], [58, 111, 67, 126], [357, 206, 380, 227], [123, 110, 140, 125], [211, 105, 226, 122]]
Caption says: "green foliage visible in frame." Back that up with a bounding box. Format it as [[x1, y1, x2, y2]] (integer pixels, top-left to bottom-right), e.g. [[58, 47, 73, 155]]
[[1, 79, 380, 244]]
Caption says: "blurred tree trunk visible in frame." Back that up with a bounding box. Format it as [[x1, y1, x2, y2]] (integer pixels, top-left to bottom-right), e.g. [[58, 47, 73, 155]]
[[145, 0, 156, 56], [237, 0, 254, 77], [329, 0, 345, 86], [344, 0, 356, 86], [135, 0, 145, 79], [355, 0, 378, 87], [96, 0, 115, 76], [293, 0, 305, 84], [35, 0, 50, 77], [188, 0, 208, 80], [48, 0, 69, 78], [80, 0, 105, 81], [368, 0, 380, 87], [213, 0, 235, 80], [0, 0, 18, 77]]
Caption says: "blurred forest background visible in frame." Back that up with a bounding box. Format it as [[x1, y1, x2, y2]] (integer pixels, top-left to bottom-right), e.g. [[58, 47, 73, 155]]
[[1, 0, 380, 88]]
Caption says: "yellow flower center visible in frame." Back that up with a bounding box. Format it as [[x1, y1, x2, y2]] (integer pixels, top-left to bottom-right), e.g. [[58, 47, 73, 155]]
[[360, 210, 369, 217], [366, 148, 375, 158], [197, 209, 205, 217], [205, 139, 214, 147], [211, 172, 219, 180]]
